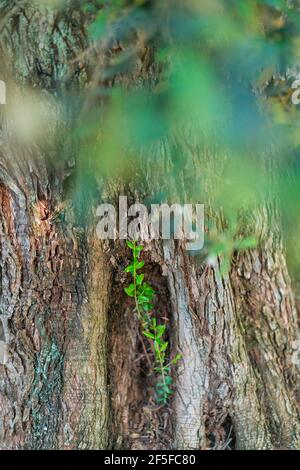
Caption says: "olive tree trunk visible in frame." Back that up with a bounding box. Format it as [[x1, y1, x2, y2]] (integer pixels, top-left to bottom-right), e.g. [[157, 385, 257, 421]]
[[0, 1, 299, 450]]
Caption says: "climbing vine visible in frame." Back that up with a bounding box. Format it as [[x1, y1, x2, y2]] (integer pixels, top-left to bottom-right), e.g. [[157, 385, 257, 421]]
[[124, 240, 181, 405]]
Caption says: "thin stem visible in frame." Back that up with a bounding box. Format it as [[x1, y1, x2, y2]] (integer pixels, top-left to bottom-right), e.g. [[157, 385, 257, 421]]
[[131, 241, 151, 367], [132, 241, 143, 322], [136, 326, 152, 369], [124, 239, 179, 404], [153, 328, 167, 403]]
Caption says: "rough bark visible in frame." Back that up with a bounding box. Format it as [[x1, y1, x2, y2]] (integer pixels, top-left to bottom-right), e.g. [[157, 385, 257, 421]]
[[160, 241, 272, 450], [232, 209, 300, 449], [0, 1, 111, 450], [0, 1, 299, 451]]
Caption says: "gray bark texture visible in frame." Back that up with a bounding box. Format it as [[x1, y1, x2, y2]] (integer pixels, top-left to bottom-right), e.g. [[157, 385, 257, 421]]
[[0, 0, 299, 450]]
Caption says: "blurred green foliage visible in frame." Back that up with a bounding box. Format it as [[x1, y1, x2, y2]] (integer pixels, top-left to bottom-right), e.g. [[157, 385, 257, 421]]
[[66, 0, 300, 276]]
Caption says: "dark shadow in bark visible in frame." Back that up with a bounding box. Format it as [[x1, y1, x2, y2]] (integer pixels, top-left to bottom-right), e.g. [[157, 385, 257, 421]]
[[0, 318, 6, 364], [108, 245, 174, 450], [207, 414, 236, 450]]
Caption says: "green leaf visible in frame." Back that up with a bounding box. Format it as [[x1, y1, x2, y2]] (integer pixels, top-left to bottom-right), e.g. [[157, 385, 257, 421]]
[[160, 341, 168, 352], [126, 240, 135, 249], [234, 236, 257, 251], [135, 245, 144, 252], [173, 354, 182, 364], [136, 274, 144, 285], [220, 257, 231, 276], [156, 382, 165, 387], [157, 325, 166, 337], [143, 331, 155, 340], [156, 396, 168, 404], [137, 295, 149, 303], [165, 376, 173, 385], [136, 261, 145, 269], [144, 286, 155, 297], [124, 285, 135, 297], [88, 12, 108, 40], [124, 264, 134, 273], [143, 303, 153, 311], [210, 242, 226, 255]]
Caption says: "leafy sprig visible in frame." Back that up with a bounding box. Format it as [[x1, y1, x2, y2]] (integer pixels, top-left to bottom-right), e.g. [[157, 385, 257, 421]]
[[124, 240, 181, 405]]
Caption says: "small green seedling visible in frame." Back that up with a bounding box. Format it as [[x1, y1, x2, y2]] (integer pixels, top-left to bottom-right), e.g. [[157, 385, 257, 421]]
[[124, 240, 181, 405]]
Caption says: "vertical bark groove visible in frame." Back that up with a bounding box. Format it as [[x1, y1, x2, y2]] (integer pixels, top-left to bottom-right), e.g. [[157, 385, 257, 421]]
[[0, 0, 299, 451]]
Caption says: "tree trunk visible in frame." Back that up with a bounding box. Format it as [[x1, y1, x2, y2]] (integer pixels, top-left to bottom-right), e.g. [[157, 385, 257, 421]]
[[0, 1, 299, 450]]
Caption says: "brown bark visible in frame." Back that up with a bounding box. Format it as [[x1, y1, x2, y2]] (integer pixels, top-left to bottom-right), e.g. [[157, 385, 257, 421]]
[[232, 210, 300, 448], [0, 2, 111, 449], [0, 120, 112, 450], [0, 0, 299, 451], [154, 240, 271, 450]]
